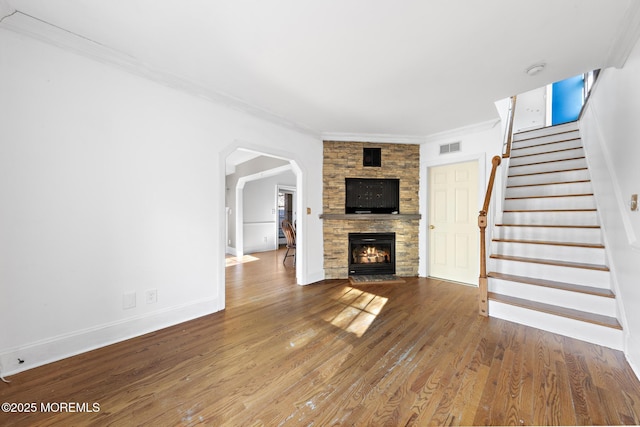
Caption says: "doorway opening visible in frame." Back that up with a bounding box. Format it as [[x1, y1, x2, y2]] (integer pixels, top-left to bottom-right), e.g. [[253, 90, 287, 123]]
[[278, 186, 296, 246], [224, 147, 302, 291]]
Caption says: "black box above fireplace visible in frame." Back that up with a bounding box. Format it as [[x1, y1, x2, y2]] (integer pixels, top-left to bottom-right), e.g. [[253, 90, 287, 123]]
[[345, 178, 399, 214]]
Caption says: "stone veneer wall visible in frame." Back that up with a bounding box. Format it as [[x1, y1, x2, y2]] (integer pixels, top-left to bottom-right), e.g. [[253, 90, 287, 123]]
[[322, 141, 420, 279]]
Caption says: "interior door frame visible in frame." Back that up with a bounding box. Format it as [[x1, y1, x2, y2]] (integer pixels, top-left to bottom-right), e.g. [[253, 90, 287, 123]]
[[420, 152, 486, 281], [276, 185, 296, 245]]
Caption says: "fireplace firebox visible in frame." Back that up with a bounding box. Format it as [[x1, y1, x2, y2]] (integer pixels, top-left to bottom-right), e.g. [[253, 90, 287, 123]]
[[348, 232, 396, 276]]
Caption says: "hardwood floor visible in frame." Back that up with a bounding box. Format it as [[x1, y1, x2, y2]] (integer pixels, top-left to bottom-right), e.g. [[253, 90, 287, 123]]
[[2, 248, 640, 426]]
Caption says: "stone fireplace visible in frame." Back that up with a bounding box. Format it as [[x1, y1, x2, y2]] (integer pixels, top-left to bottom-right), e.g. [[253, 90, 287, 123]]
[[321, 141, 420, 279]]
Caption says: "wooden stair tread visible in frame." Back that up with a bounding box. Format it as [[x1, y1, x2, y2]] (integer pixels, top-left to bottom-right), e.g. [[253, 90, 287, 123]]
[[511, 146, 583, 159], [496, 224, 600, 229], [511, 137, 581, 151], [505, 193, 593, 200], [507, 179, 591, 188], [509, 156, 586, 168], [490, 254, 609, 271], [488, 292, 622, 330], [509, 167, 588, 178], [492, 238, 604, 249], [513, 124, 578, 140], [488, 272, 614, 298], [503, 208, 596, 212]]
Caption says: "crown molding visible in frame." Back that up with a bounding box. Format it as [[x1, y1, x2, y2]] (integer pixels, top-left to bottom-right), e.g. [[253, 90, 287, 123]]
[[424, 119, 500, 143], [0, 1, 15, 23], [0, 11, 321, 139], [605, 1, 640, 68], [321, 132, 425, 144], [322, 119, 500, 145]]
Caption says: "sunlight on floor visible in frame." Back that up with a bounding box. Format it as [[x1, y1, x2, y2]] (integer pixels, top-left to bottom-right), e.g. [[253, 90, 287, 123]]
[[322, 286, 388, 337], [225, 254, 260, 267]]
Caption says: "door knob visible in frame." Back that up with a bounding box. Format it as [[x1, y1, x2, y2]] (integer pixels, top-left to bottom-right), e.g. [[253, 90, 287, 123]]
[[429, 225, 435, 229]]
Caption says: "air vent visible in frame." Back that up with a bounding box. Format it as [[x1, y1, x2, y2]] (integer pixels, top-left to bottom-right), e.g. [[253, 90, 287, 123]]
[[439, 141, 461, 154], [363, 147, 382, 167]]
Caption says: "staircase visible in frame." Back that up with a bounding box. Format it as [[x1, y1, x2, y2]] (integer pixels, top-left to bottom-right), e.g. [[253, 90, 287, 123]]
[[487, 121, 623, 350]]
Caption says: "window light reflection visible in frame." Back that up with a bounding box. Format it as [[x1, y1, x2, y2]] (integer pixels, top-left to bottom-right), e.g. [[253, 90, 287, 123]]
[[323, 286, 388, 337], [225, 255, 260, 267]]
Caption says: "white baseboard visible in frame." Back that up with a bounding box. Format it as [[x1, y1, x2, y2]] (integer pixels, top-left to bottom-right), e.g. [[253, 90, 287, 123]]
[[0, 297, 223, 377], [302, 269, 325, 285], [626, 333, 640, 381]]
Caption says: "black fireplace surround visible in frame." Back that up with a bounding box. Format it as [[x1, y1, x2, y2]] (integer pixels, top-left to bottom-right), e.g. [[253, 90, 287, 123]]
[[349, 232, 396, 276]]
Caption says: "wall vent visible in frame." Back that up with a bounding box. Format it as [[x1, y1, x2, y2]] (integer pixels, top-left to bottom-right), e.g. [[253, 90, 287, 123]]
[[363, 147, 382, 167], [439, 141, 461, 154]]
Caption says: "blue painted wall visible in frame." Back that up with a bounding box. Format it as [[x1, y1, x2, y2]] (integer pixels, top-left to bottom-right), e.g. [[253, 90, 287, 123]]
[[551, 75, 584, 125]]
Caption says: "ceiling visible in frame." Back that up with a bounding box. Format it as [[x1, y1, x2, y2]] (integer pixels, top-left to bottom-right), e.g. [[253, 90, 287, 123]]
[[3, 0, 639, 138]]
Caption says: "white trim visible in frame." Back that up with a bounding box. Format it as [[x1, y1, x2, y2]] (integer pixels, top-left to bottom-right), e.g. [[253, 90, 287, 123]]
[[424, 119, 500, 144], [0, 297, 222, 376], [0, 0, 14, 21], [221, 140, 316, 285], [626, 334, 640, 381], [321, 132, 425, 144]]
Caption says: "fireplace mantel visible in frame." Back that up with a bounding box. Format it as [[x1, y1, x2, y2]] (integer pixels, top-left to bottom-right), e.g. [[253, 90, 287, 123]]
[[319, 213, 421, 220]]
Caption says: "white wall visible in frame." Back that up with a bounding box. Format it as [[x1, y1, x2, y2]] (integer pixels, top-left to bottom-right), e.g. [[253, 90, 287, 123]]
[[242, 171, 296, 253], [225, 155, 290, 250], [0, 24, 324, 375], [419, 121, 503, 278], [579, 37, 640, 376]]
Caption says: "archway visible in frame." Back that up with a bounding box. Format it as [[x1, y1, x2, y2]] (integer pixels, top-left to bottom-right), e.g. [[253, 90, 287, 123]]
[[222, 145, 304, 299]]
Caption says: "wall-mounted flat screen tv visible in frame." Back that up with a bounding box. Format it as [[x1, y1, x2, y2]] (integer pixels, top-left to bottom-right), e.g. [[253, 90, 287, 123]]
[[345, 178, 399, 214]]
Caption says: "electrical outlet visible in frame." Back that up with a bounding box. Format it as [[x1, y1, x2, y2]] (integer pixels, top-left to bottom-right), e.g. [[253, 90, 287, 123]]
[[146, 289, 158, 304], [123, 292, 136, 309]]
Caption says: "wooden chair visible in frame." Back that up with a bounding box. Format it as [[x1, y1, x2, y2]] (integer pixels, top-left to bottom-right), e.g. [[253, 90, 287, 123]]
[[281, 219, 296, 265]]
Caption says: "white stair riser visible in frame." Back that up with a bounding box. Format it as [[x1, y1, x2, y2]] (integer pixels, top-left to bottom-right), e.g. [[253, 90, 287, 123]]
[[511, 130, 580, 145], [505, 182, 593, 198], [510, 148, 585, 166], [504, 196, 596, 211], [488, 300, 623, 350], [490, 258, 610, 288], [513, 125, 579, 141], [494, 226, 603, 244], [507, 169, 590, 186], [502, 210, 599, 226], [492, 241, 606, 264], [488, 278, 616, 317], [509, 158, 587, 175], [511, 139, 582, 157]]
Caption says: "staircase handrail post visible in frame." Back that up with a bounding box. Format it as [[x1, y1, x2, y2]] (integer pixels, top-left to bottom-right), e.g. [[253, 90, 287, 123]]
[[479, 155, 502, 316]]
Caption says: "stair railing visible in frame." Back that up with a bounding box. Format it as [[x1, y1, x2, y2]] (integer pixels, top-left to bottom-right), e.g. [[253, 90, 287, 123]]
[[478, 155, 501, 316], [502, 95, 517, 158], [479, 95, 516, 316]]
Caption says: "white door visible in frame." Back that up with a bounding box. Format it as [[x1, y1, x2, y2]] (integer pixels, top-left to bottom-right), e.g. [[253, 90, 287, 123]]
[[429, 161, 479, 285]]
